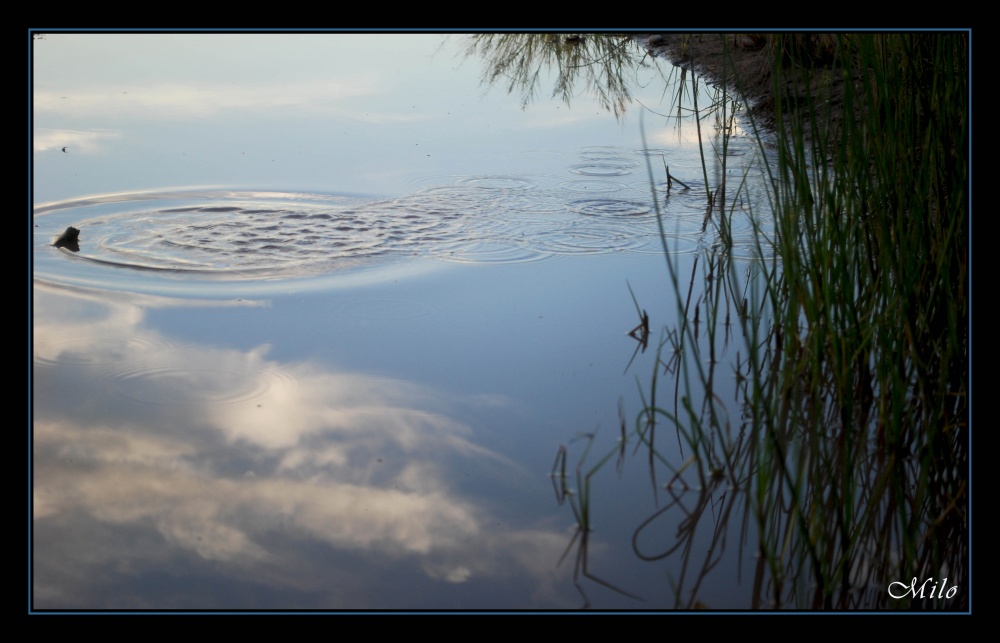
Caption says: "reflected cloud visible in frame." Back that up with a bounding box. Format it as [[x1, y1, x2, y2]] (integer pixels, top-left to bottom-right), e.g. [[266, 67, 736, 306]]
[[34, 128, 120, 153], [32, 287, 570, 609], [35, 78, 383, 121]]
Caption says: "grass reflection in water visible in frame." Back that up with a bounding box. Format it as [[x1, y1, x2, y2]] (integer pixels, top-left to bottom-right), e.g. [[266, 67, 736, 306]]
[[516, 33, 969, 610]]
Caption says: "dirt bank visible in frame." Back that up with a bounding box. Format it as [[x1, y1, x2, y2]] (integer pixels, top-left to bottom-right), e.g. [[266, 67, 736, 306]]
[[638, 33, 860, 141]]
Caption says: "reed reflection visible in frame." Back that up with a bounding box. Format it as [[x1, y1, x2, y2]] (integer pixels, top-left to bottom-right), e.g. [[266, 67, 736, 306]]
[[464, 34, 644, 119], [548, 34, 967, 610]]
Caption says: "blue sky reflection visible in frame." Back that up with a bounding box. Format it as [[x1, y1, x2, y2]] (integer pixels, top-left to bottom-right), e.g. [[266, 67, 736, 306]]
[[33, 284, 573, 608]]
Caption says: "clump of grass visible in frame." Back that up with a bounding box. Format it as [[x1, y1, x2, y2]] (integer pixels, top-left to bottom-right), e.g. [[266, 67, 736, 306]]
[[741, 33, 968, 608], [558, 33, 967, 609]]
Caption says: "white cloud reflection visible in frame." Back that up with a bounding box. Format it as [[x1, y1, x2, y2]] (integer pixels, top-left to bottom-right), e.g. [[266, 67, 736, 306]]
[[33, 77, 417, 122], [33, 128, 121, 153], [32, 287, 571, 609]]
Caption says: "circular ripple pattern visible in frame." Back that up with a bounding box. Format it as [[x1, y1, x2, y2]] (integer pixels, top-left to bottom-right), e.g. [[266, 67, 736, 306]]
[[35, 147, 769, 292], [81, 200, 406, 273], [105, 364, 298, 407], [33, 333, 175, 370], [559, 179, 628, 193], [34, 185, 667, 284], [570, 198, 652, 218], [567, 163, 636, 177], [34, 190, 473, 289]]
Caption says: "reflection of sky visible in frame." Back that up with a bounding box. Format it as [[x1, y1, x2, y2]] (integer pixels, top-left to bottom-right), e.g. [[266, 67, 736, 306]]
[[32, 34, 768, 609], [32, 34, 729, 203], [33, 34, 609, 201], [33, 283, 577, 609]]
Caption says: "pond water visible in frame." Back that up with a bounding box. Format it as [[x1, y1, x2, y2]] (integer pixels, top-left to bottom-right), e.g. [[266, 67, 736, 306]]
[[32, 33, 777, 610]]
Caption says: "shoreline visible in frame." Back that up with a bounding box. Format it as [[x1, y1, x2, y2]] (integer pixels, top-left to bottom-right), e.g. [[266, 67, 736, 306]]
[[638, 33, 860, 143]]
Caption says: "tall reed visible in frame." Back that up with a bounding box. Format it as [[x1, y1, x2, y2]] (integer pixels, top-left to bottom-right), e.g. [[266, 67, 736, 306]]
[[741, 33, 968, 608], [558, 33, 968, 609]]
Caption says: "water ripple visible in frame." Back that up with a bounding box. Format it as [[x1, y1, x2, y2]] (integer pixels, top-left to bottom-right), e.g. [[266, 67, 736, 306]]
[[105, 364, 297, 407], [34, 146, 767, 294]]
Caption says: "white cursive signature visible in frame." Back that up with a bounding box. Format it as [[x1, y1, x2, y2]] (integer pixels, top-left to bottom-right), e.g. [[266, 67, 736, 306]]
[[887, 577, 958, 600]]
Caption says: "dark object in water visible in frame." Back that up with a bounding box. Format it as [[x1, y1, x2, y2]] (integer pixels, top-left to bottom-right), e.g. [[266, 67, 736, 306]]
[[53, 226, 80, 251]]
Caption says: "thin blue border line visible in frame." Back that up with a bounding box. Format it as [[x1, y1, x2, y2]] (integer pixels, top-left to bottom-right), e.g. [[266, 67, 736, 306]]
[[27, 27, 973, 616]]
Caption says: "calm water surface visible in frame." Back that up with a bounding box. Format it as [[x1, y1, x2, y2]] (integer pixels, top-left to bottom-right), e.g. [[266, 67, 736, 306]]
[[32, 33, 774, 609]]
